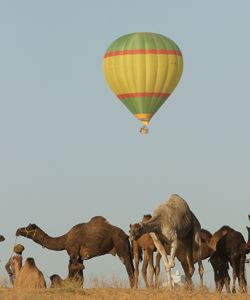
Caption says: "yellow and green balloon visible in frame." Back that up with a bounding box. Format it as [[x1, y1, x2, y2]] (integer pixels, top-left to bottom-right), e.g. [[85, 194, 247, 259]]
[[103, 32, 183, 131]]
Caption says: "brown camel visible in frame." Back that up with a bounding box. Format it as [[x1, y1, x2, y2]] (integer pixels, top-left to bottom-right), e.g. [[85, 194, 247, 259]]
[[132, 214, 161, 288], [16, 216, 134, 287], [129, 194, 203, 289], [209, 226, 247, 293], [49, 272, 83, 288], [0, 234, 5, 242], [12, 256, 46, 288], [50, 274, 63, 287]]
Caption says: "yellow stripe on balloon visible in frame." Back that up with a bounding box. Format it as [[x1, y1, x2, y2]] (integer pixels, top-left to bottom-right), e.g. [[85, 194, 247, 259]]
[[103, 54, 183, 96], [134, 113, 152, 126]]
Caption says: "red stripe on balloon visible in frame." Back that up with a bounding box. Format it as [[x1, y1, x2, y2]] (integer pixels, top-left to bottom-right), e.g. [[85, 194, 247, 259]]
[[118, 92, 170, 100], [104, 49, 182, 58]]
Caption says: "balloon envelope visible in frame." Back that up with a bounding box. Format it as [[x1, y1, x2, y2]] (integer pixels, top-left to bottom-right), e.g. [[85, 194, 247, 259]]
[[103, 32, 183, 127]]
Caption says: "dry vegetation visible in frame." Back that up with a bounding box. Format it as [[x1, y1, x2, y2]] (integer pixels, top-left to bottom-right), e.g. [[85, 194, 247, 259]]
[[0, 276, 249, 300]]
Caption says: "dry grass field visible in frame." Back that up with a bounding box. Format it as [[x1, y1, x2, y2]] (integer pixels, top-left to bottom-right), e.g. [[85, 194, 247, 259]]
[[0, 286, 250, 300], [0, 277, 249, 300]]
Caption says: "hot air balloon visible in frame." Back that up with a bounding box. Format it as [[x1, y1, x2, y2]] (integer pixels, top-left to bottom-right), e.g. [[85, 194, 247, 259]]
[[103, 32, 183, 134]]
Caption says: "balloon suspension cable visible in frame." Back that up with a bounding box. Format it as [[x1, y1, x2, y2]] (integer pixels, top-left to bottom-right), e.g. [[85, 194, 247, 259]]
[[140, 126, 149, 134]]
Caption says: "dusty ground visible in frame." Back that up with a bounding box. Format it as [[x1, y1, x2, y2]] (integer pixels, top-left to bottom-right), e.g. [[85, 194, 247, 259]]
[[0, 287, 250, 300]]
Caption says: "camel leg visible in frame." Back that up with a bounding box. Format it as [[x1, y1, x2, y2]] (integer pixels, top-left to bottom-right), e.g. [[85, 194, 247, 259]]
[[186, 245, 195, 277], [169, 238, 177, 268], [115, 237, 134, 288], [148, 251, 154, 288], [150, 233, 172, 288], [141, 250, 149, 288], [239, 255, 247, 293], [183, 232, 195, 290], [180, 260, 192, 290], [68, 257, 84, 286], [194, 231, 204, 288], [231, 257, 238, 293], [155, 252, 161, 288], [133, 241, 140, 289], [224, 269, 231, 293], [198, 262, 204, 288]]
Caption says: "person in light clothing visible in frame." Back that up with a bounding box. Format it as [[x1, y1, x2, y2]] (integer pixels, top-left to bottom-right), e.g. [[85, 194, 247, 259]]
[[5, 244, 25, 284], [161, 269, 185, 288]]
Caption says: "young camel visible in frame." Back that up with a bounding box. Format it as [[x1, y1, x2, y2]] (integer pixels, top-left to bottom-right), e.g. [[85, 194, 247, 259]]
[[132, 214, 161, 288], [50, 274, 63, 287], [129, 194, 203, 289], [11, 256, 46, 288]]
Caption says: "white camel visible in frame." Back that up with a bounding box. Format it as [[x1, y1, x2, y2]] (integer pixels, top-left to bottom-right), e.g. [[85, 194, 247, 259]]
[[129, 194, 203, 288]]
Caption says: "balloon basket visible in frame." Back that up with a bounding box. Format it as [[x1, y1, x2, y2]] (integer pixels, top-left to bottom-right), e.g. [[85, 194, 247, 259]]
[[140, 126, 149, 134]]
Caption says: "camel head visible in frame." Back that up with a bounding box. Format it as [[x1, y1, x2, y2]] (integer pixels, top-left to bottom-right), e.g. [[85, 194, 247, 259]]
[[0, 234, 5, 242], [142, 214, 152, 222], [16, 223, 39, 238], [50, 274, 63, 287], [129, 223, 144, 240]]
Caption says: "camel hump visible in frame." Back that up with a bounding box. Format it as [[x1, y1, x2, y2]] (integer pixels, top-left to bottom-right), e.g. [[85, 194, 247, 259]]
[[168, 194, 189, 207], [152, 194, 194, 235], [25, 257, 36, 267], [89, 216, 108, 223], [156, 194, 191, 216]]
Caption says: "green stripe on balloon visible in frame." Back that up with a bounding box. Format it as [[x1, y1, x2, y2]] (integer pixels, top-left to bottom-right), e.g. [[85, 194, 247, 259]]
[[121, 97, 168, 115]]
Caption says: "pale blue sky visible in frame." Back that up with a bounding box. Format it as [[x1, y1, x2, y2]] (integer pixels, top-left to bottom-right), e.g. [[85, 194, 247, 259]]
[[0, 0, 249, 288]]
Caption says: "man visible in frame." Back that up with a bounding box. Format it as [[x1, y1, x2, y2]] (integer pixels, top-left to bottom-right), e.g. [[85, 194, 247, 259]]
[[5, 244, 25, 284]]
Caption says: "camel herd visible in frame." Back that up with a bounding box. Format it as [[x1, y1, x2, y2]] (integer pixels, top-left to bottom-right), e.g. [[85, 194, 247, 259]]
[[0, 194, 250, 293]]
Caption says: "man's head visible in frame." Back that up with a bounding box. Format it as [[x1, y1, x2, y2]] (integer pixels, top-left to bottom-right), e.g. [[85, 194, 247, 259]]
[[13, 244, 25, 254]]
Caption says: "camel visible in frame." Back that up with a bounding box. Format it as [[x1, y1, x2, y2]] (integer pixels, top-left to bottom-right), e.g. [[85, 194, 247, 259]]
[[50, 274, 63, 287], [16, 216, 134, 287], [129, 194, 203, 289], [0, 234, 5, 242], [11, 256, 46, 288], [50, 262, 85, 288], [132, 218, 212, 289], [132, 214, 161, 288], [209, 226, 247, 293]]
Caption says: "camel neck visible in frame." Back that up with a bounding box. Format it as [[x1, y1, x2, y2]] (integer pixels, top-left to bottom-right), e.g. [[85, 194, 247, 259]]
[[28, 229, 67, 251], [142, 215, 161, 234], [41, 233, 67, 251]]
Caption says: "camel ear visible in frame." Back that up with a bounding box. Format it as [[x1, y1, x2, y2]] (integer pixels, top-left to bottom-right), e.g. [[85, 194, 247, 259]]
[[129, 224, 132, 228]]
